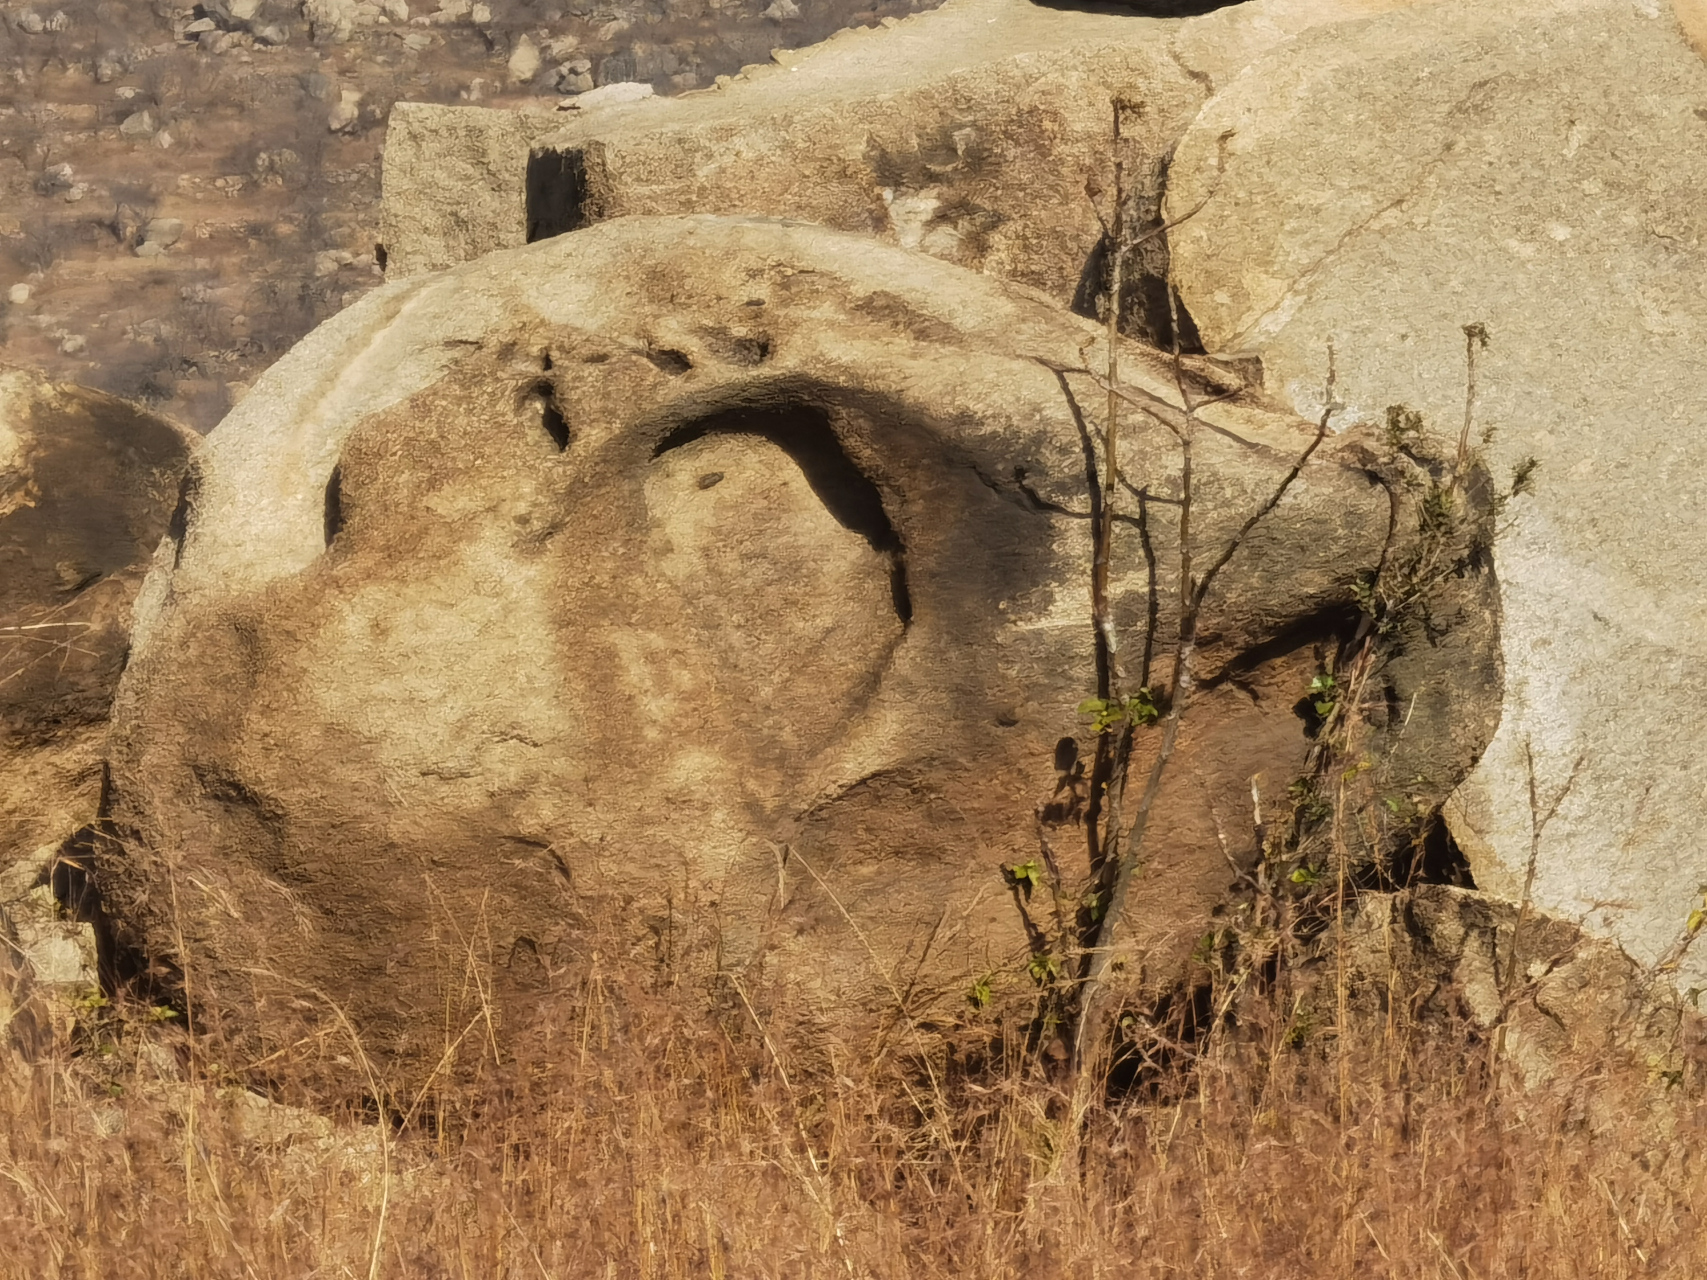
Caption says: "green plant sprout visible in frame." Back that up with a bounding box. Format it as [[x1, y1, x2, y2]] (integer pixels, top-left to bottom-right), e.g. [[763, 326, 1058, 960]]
[[1077, 689, 1159, 734]]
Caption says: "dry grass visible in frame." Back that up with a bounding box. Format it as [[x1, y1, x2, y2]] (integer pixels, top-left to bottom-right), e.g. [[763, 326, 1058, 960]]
[[3, 935, 1704, 1280]]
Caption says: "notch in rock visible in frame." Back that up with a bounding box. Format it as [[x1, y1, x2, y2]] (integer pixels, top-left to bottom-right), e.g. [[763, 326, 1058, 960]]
[[323, 466, 344, 547], [645, 347, 693, 376], [526, 147, 591, 242], [534, 380, 570, 451]]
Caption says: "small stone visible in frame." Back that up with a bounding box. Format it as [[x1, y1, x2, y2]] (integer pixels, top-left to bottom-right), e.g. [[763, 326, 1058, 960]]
[[562, 80, 653, 109], [63, 183, 86, 203], [185, 16, 218, 32], [94, 55, 123, 82], [7, 284, 31, 305], [313, 249, 351, 275], [15, 10, 44, 35], [253, 23, 289, 44], [507, 32, 540, 83], [762, 0, 799, 20], [59, 334, 85, 354], [327, 87, 363, 132], [229, 0, 263, 19], [144, 217, 184, 247], [470, 1, 490, 20], [119, 109, 155, 136], [382, 0, 408, 18]]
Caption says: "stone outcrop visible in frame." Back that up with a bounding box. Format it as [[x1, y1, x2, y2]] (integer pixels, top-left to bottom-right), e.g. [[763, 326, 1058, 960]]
[[379, 0, 1443, 300], [0, 370, 192, 1041], [1165, 0, 1707, 987], [0, 368, 195, 882], [97, 215, 1494, 1089]]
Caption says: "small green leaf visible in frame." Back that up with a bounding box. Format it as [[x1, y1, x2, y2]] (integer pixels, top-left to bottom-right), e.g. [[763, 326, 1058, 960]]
[[1290, 865, 1321, 886], [1027, 953, 1062, 985], [1127, 688, 1160, 727], [148, 1004, 179, 1022], [1005, 859, 1044, 898], [967, 975, 993, 1010], [1688, 908, 1705, 936]]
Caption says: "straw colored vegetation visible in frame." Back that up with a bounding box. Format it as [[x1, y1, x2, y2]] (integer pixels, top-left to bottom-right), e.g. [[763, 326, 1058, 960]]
[[2, 935, 1704, 1279]]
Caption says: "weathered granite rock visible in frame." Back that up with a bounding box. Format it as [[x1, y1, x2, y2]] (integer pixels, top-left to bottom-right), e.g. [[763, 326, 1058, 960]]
[[1166, 0, 1707, 987], [98, 216, 1492, 1089], [379, 0, 1443, 303], [0, 368, 195, 882], [1343, 885, 1703, 1097], [379, 106, 565, 276]]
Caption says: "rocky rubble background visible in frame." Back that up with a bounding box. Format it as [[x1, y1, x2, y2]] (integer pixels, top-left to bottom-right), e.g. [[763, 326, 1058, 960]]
[[0, 0, 931, 431]]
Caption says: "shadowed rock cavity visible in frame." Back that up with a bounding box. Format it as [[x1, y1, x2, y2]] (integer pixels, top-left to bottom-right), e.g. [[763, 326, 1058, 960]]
[[94, 216, 1498, 1095]]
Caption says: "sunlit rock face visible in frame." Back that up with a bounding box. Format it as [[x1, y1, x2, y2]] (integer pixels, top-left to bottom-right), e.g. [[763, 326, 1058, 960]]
[[1166, 0, 1707, 989], [98, 216, 1495, 1091]]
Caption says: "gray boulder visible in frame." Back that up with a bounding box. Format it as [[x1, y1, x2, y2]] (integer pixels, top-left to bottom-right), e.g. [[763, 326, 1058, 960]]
[[1166, 0, 1707, 986]]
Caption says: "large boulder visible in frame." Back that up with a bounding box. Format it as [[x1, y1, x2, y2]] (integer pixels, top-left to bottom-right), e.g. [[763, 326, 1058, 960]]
[[0, 368, 194, 881], [1166, 0, 1707, 985], [99, 216, 1493, 1090]]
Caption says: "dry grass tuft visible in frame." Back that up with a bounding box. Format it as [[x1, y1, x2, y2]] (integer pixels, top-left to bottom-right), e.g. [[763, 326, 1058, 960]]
[[3, 935, 1705, 1279]]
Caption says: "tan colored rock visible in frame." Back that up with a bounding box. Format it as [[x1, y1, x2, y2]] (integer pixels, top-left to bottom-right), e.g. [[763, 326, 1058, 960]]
[[1675, 0, 1707, 59], [0, 368, 195, 883], [1166, 0, 1707, 988], [506, 33, 540, 84], [304, 0, 357, 41], [99, 216, 1491, 1090], [379, 0, 1446, 295], [379, 105, 564, 277]]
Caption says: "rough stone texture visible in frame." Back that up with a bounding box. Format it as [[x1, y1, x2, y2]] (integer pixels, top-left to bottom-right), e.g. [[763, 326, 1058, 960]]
[[0, 368, 195, 884], [1676, 0, 1707, 56], [98, 215, 1491, 1089], [379, 0, 1441, 299], [1166, 0, 1707, 987], [378, 105, 565, 277], [1343, 886, 1703, 1099]]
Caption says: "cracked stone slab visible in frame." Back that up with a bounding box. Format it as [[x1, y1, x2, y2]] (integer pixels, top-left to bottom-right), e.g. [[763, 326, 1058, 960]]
[[1166, 0, 1707, 987]]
